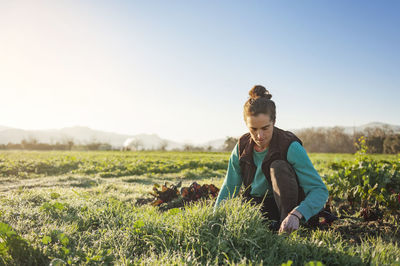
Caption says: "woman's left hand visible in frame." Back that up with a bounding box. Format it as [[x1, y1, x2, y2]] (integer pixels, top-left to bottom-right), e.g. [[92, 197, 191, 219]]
[[279, 210, 302, 234]]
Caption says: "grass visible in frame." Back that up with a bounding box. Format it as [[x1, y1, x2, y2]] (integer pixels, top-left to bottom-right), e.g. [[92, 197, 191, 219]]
[[0, 151, 400, 265]]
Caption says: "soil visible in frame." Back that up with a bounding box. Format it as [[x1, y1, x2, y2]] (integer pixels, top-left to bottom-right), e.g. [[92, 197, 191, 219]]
[[315, 217, 400, 244]]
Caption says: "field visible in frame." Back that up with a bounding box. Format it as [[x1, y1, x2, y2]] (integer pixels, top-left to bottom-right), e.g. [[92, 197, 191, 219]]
[[1, 150, 400, 265]]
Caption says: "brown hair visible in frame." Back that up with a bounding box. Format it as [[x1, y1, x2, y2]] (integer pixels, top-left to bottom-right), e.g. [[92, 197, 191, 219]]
[[243, 85, 276, 122]]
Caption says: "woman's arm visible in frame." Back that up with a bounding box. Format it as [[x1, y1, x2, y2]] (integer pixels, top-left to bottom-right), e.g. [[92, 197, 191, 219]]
[[287, 141, 329, 221], [214, 144, 243, 210]]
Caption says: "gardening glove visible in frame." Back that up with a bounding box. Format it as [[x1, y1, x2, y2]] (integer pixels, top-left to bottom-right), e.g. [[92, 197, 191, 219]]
[[279, 209, 302, 234]]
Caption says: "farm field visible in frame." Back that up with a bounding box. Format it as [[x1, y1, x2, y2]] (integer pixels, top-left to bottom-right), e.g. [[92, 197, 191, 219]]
[[0, 150, 400, 265]]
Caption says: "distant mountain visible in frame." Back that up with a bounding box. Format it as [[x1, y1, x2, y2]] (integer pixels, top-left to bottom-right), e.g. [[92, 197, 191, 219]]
[[351, 122, 400, 133], [0, 126, 12, 131], [0, 126, 131, 148]]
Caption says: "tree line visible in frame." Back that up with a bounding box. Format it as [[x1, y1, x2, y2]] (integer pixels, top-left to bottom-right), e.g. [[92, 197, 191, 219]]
[[2, 126, 399, 153], [0, 139, 114, 151], [297, 126, 400, 154], [0, 139, 217, 152], [223, 126, 400, 154]]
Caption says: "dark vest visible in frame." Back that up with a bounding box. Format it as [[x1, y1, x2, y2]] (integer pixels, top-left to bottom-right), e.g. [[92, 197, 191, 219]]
[[238, 126, 302, 197]]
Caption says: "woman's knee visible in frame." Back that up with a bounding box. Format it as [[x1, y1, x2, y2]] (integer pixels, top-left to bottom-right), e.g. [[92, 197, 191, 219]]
[[270, 160, 295, 180], [270, 160, 291, 170]]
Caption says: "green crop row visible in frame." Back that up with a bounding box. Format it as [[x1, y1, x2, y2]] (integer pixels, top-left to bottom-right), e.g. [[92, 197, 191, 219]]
[[323, 148, 400, 222], [0, 151, 229, 179]]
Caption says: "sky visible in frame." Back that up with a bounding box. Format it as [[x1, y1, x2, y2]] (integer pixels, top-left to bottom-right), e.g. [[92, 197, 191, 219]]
[[1, 0, 399, 143]]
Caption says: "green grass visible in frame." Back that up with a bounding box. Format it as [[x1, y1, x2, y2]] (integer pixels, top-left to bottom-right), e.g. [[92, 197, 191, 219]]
[[0, 151, 399, 265]]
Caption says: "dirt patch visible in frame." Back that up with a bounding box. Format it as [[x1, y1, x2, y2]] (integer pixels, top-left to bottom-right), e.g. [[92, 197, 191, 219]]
[[315, 218, 400, 244]]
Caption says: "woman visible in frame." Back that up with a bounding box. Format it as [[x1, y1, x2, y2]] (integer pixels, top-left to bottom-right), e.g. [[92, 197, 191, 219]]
[[214, 85, 329, 234]]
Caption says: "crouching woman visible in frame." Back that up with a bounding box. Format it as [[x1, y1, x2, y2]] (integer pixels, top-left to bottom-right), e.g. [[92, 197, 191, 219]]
[[214, 85, 329, 234]]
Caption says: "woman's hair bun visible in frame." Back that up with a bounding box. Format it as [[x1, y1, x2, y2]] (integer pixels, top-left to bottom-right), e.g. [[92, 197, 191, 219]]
[[249, 85, 272, 100]]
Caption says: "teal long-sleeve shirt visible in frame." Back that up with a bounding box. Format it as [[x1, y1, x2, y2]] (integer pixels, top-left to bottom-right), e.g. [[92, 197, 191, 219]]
[[214, 141, 329, 221]]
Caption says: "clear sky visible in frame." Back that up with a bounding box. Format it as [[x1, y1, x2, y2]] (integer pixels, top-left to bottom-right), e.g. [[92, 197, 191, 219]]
[[1, 0, 399, 143]]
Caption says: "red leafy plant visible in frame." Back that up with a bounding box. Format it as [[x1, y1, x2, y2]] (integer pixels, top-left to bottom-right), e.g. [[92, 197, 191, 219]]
[[137, 181, 219, 210]]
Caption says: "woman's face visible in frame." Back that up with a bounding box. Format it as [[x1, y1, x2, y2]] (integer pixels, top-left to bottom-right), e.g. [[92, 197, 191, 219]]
[[245, 113, 275, 151]]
